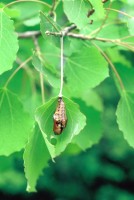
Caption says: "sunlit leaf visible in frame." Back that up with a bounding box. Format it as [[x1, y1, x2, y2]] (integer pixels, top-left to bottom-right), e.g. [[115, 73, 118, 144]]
[[64, 45, 109, 96], [0, 11, 18, 74]]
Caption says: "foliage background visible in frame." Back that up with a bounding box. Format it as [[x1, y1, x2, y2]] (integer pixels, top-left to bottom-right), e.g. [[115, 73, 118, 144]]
[[0, 0, 134, 199]]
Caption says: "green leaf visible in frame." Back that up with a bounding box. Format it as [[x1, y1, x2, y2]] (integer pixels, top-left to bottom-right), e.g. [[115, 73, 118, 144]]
[[40, 11, 60, 43], [72, 99, 103, 150], [0, 88, 33, 156], [63, 0, 90, 29], [35, 97, 86, 158], [24, 124, 51, 192], [64, 45, 109, 96], [33, 41, 109, 95], [0, 11, 18, 74], [116, 92, 134, 147], [63, 0, 105, 29]]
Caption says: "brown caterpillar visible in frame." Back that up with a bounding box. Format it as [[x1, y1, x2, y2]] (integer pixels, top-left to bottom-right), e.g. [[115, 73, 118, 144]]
[[53, 97, 67, 135]]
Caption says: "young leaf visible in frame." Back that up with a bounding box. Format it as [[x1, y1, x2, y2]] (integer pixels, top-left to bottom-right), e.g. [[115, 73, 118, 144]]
[[35, 97, 86, 158], [116, 92, 134, 147], [72, 100, 103, 150], [0, 88, 33, 156], [23, 124, 51, 192], [0, 11, 18, 74]]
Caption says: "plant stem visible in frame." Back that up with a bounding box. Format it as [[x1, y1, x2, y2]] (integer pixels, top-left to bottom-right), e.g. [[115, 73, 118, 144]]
[[3, 0, 51, 10], [92, 42, 125, 91], [105, 8, 133, 18], [45, 31, 134, 51], [40, 73, 45, 103], [18, 31, 41, 38], [32, 35, 45, 103], [4, 56, 32, 88], [59, 35, 64, 97]]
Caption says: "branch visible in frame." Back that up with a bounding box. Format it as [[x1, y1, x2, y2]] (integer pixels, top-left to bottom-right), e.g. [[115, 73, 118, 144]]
[[18, 31, 41, 38], [18, 24, 77, 38], [61, 24, 77, 36], [45, 31, 134, 51]]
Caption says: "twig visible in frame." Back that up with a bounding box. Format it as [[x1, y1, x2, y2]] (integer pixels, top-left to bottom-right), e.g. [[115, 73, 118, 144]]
[[92, 42, 125, 91], [45, 31, 134, 51], [58, 35, 64, 97], [61, 24, 77, 36], [17, 29, 134, 51], [17, 21, 134, 51], [18, 31, 41, 38]]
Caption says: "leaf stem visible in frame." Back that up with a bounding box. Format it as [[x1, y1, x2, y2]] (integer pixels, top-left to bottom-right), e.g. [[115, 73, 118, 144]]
[[3, 0, 51, 10], [32, 35, 45, 103], [40, 73, 45, 103], [59, 35, 64, 98], [105, 8, 134, 18], [18, 31, 41, 38], [4, 56, 32, 88], [92, 42, 125, 91]]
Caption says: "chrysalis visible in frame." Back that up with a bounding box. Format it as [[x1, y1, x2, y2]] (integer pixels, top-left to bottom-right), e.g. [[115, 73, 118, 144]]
[[53, 97, 67, 135]]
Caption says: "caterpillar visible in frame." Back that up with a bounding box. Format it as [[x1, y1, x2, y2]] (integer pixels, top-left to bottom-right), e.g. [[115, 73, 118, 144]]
[[53, 97, 67, 135]]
